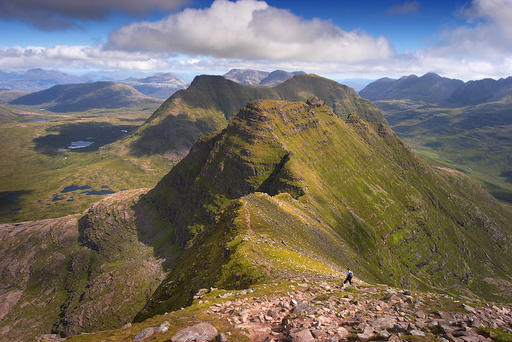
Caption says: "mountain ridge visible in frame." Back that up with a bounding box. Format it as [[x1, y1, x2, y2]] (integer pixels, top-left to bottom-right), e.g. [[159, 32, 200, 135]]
[[360, 72, 512, 106], [123, 74, 386, 158]]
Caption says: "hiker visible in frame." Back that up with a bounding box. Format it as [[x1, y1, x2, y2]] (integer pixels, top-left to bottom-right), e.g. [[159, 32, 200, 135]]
[[343, 268, 353, 287]]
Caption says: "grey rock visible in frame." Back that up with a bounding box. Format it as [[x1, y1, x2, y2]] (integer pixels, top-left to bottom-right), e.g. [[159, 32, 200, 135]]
[[462, 304, 476, 314], [36, 334, 65, 342], [121, 322, 132, 330], [170, 323, 218, 342], [133, 327, 155, 341], [157, 321, 170, 333], [292, 301, 314, 315], [371, 316, 395, 330], [290, 329, 315, 342], [410, 329, 426, 337]]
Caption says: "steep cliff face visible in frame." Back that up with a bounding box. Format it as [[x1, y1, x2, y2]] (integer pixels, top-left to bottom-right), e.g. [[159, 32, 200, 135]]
[[136, 99, 512, 320], [0, 190, 175, 342]]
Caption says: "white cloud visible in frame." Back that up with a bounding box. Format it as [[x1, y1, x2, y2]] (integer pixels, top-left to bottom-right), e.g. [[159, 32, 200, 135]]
[[387, 1, 420, 15], [0, 45, 169, 71], [107, 0, 393, 63], [1, 0, 512, 81]]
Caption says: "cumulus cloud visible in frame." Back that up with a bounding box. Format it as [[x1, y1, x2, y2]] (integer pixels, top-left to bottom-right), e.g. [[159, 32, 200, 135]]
[[387, 1, 420, 15], [107, 0, 393, 63], [430, 0, 512, 59], [0, 45, 170, 70], [0, 0, 189, 30]]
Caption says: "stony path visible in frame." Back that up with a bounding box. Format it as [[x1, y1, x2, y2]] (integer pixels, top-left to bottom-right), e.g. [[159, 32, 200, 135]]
[[198, 281, 512, 341]]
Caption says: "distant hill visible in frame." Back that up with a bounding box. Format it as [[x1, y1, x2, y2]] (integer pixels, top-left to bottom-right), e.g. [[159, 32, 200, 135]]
[[10, 81, 160, 113], [259, 70, 306, 86], [360, 73, 464, 104], [448, 77, 512, 106], [223, 69, 305, 86], [124, 74, 386, 157], [0, 68, 89, 91], [0, 104, 18, 120], [122, 72, 187, 99], [0, 89, 29, 103], [223, 69, 269, 85], [361, 73, 512, 107]]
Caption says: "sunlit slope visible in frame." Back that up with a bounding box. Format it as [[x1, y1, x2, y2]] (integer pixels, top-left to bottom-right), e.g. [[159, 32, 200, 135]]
[[137, 98, 512, 319]]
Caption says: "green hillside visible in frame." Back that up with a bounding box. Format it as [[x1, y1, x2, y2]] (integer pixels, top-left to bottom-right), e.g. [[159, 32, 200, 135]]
[[2, 98, 511, 342], [124, 74, 386, 157], [374, 99, 512, 204], [138, 98, 512, 319], [10, 81, 160, 113]]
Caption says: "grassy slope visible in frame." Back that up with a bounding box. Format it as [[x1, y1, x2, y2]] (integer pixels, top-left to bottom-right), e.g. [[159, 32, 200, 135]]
[[137, 99, 512, 320], [0, 104, 18, 120], [121, 74, 386, 157], [375, 99, 512, 203]]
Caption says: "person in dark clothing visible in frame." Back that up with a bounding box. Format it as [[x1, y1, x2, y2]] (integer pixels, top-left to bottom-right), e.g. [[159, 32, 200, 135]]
[[343, 268, 353, 286]]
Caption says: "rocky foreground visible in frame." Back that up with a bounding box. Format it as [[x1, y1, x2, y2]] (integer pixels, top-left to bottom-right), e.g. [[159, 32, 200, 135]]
[[40, 278, 512, 342]]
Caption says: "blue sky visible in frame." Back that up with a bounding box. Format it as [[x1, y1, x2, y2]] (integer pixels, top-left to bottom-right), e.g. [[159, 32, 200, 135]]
[[0, 0, 510, 80]]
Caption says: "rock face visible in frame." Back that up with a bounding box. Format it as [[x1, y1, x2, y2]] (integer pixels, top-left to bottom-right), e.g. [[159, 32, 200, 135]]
[[0, 190, 171, 342]]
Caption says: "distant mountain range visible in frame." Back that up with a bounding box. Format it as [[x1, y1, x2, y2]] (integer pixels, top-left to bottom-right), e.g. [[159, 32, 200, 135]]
[[360, 72, 512, 106], [224, 69, 306, 86], [122, 72, 187, 99], [0, 68, 90, 91], [0, 69, 187, 99], [10, 81, 160, 112], [360, 72, 512, 204]]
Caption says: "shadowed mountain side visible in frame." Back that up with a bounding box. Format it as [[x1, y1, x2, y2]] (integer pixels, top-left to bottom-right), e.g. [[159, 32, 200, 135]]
[[0, 189, 181, 342], [126, 74, 385, 157], [10, 81, 160, 113], [360, 73, 464, 104], [135, 99, 512, 320]]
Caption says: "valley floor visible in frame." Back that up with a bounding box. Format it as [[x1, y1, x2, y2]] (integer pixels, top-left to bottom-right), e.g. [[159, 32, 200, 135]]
[[57, 278, 512, 342], [0, 103, 170, 222]]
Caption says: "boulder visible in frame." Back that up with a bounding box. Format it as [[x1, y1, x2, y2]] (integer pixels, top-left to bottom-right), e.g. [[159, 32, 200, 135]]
[[410, 329, 426, 337], [292, 301, 314, 315], [157, 321, 170, 333], [35, 334, 65, 342], [371, 316, 396, 330], [170, 323, 218, 342], [290, 329, 315, 342], [133, 327, 155, 341]]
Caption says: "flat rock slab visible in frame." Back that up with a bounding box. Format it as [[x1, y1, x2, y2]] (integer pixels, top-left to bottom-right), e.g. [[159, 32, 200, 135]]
[[170, 323, 218, 342]]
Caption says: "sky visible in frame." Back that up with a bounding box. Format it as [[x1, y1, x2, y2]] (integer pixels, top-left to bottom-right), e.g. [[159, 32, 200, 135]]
[[0, 0, 511, 81]]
